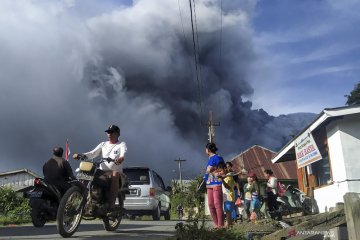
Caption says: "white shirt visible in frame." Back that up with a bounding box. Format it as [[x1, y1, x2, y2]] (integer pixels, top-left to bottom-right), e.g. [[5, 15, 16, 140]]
[[83, 141, 127, 173], [266, 176, 278, 195]]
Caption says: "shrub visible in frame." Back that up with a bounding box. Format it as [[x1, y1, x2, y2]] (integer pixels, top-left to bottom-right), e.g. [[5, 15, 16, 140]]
[[170, 176, 205, 219], [170, 218, 245, 240], [0, 187, 31, 225]]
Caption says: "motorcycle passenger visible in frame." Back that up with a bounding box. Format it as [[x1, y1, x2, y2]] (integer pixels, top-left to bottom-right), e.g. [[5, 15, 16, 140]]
[[43, 147, 75, 194], [73, 124, 127, 217], [264, 169, 280, 217]]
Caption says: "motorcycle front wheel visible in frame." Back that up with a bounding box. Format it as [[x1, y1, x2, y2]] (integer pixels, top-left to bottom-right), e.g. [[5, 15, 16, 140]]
[[56, 186, 84, 238]]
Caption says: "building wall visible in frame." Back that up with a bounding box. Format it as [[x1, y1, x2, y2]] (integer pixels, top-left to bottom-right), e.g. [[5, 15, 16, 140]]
[[313, 183, 348, 213], [327, 122, 347, 183], [338, 115, 360, 193], [314, 114, 360, 212], [0, 172, 35, 191]]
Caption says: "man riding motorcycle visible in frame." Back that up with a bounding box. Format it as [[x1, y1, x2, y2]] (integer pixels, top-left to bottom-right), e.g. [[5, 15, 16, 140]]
[[43, 147, 75, 194], [73, 124, 127, 217]]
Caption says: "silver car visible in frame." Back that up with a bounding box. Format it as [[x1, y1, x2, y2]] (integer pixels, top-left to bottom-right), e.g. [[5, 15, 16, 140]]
[[123, 167, 171, 220]]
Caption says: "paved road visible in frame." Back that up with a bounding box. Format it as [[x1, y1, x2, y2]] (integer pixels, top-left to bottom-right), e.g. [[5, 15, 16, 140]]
[[0, 219, 179, 239]]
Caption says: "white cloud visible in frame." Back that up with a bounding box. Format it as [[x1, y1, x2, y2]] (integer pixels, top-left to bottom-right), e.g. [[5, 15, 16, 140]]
[[289, 44, 360, 64]]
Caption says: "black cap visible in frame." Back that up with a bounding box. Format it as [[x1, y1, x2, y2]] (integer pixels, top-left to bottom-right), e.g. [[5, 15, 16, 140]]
[[105, 125, 120, 133]]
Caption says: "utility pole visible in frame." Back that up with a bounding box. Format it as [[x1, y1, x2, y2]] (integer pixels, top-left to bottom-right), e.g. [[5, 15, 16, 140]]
[[174, 158, 186, 188], [203, 111, 220, 143]]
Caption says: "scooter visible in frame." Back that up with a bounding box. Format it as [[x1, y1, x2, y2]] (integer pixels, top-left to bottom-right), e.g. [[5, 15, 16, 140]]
[[269, 185, 313, 220], [25, 178, 78, 227]]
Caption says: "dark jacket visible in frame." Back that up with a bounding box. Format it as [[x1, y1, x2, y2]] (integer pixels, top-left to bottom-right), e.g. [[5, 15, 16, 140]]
[[43, 156, 75, 191]]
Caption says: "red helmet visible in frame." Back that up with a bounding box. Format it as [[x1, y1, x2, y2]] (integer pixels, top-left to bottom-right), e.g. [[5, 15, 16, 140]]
[[248, 172, 257, 178]]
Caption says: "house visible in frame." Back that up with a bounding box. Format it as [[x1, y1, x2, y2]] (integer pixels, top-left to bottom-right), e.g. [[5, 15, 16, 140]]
[[272, 105, 360, 213], [229, 145, 298, 194], [0, 168, 40, 193]]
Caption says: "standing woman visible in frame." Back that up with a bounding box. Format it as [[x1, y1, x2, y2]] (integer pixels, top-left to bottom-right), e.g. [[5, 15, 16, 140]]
[[204, 143, 225, 228], [264, 169, 281, 220]]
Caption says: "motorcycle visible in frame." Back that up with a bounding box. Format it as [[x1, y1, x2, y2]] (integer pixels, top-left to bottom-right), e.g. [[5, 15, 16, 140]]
[[25, 177, 78, 228], [56, 155, 128, 238], [267, 185, 314, 220], [176, 205, 184, 220]]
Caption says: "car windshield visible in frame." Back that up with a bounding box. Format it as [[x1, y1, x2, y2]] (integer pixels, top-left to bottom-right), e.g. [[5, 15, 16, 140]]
[[124, 169, 150, 185]]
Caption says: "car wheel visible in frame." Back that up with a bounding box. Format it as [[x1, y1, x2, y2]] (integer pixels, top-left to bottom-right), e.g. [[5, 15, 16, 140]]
[[152, 204, 161, 221], [164, 205, 171, 220]]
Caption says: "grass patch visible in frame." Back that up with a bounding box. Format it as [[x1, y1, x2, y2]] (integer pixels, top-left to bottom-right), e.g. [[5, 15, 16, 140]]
[[168, 218, 246, 240], [0, 213, 31, 226]]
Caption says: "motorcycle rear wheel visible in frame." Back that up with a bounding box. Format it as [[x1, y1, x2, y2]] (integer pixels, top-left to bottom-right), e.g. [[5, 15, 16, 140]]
[[56, 186, 84, 238], [103, 215, 122, 231], [31, 208, 46, 228], [103, 194, 123, 231]]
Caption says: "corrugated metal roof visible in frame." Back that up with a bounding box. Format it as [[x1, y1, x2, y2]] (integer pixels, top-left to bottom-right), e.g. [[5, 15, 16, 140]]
[[0, 168, 41, 178], [229, 145, 297, 181]]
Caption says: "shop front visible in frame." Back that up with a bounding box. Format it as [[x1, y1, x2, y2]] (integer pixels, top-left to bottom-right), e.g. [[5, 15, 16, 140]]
[[272, 105, 360, 213]]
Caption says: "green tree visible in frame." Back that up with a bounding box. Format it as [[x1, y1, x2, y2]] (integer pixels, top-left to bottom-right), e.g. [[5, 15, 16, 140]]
[[171, 176, 205, 219], [345, 82, 360, 105]]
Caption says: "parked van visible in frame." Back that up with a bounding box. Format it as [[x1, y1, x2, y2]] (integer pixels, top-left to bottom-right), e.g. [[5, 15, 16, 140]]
[[123, 167, 171, 220]]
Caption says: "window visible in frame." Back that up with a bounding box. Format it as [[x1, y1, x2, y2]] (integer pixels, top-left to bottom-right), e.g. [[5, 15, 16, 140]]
[[123, 168, 150, 185], [153, 171, 165, 190], [311, 128, 332, 187], [158, 175, 166, 190]]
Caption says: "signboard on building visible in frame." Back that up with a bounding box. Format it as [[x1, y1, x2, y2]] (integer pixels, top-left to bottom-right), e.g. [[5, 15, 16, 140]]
[[295, 131, 322, 168]]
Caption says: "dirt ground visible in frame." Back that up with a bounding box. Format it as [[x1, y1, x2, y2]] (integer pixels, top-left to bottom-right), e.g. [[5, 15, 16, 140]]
[[230, 209, 346, 240]]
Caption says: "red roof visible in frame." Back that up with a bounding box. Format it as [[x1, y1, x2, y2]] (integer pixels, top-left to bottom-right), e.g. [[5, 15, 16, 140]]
[[229, 145, 297, 180]]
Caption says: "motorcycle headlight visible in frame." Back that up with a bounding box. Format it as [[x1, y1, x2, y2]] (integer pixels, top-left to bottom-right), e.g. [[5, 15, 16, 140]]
[[79, 161, 94, 172]]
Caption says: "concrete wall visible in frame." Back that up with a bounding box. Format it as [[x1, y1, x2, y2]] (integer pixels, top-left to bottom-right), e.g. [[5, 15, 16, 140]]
[[338, 115, 360, 193], [313, 182, 348, 213], [327, 123, 347, 184]]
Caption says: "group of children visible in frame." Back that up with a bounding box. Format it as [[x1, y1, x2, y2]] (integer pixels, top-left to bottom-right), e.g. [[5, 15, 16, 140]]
[[205, 142, 267, 229], [216, 162, 262, 227]]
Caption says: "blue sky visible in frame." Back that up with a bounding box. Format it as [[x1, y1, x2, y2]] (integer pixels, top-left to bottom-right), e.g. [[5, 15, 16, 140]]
[[249, 0, 360, 115]]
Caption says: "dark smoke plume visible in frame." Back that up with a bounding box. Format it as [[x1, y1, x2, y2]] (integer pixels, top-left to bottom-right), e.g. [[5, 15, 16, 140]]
[[0, 0, 314, 183]]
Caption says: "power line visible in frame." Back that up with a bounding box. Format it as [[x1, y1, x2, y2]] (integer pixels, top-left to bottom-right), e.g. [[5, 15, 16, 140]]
[[217, 0, 224, 123], [177, 0, 203, 124], [188, 0, 204, 122], [177, 0, 187, 40], [192, 0, 203, 99]]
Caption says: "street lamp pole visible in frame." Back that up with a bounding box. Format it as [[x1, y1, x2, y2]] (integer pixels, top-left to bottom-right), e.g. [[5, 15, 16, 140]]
[[174, 158, 186, 187]]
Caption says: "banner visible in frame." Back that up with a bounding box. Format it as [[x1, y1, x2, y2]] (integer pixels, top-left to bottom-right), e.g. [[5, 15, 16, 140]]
[[295, 131, 322, 168]]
